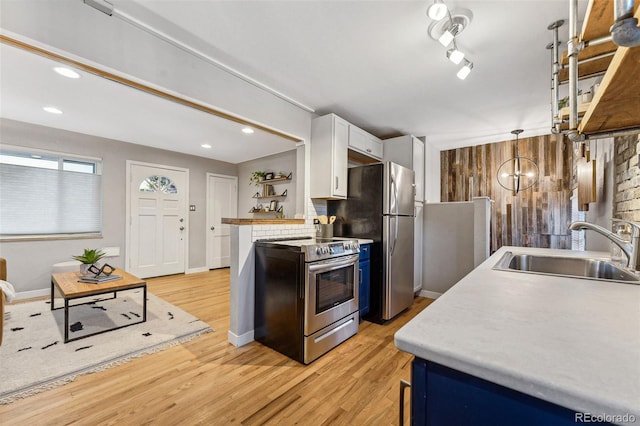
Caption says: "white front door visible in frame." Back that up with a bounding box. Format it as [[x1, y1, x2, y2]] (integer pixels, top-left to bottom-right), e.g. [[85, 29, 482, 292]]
[[207, 173, 237, 269], [127, 162, 188, 278]]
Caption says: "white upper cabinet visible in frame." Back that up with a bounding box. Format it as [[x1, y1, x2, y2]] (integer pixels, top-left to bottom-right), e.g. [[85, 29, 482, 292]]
[[383, 135, 425, 202], [310, 114, 349, 199], [348, 126, 383, 160]]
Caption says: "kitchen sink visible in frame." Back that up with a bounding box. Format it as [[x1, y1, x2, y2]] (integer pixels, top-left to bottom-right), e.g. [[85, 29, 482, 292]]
[[493, 251, 640, 284]]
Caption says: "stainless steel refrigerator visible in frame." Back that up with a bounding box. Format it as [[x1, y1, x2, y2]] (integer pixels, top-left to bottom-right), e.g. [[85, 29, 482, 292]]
[[328, 162, 415, 322]]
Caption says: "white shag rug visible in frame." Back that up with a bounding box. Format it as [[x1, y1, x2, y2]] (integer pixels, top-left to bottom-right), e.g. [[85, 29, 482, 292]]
[[0, 291, 212, 404]]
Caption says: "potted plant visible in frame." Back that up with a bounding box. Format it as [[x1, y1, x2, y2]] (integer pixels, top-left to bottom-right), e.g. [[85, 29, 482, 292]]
[[249, 171, 266, 186], [73, 249, 106, 274]]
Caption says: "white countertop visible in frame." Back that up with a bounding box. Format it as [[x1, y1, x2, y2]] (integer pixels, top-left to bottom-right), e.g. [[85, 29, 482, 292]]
[[332, 237, 374, 245], [395, 246, 640, 421]]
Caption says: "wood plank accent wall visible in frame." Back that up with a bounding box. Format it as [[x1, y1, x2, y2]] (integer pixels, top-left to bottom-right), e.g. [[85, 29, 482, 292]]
[[441, 134, 572, 253]]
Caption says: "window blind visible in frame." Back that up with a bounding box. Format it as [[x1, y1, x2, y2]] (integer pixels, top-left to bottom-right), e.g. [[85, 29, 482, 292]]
[[0, 163, 102, 237]]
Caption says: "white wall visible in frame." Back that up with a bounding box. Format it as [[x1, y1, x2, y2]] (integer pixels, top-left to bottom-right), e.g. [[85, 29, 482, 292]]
[[0, 118, 237, 295]]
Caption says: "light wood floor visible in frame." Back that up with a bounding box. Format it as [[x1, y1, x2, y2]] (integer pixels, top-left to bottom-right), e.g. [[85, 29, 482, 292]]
[[0, 269, 433, 425]]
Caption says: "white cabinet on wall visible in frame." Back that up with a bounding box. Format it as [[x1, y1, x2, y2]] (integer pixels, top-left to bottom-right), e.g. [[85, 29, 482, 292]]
[[348, 126, 383, 160], [310, 114, 349, 199], [383, 135, 425, 202]]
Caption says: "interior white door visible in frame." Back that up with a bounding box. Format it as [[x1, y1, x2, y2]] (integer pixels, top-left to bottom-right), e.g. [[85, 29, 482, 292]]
[[129, 163, 188, 278], [207, 174, 237, 269]]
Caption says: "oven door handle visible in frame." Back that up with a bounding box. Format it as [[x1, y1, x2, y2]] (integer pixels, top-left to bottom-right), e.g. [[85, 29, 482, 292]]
[[307, 255, 359, 273]]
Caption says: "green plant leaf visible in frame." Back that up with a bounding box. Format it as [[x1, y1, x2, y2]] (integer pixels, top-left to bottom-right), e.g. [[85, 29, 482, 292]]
[[72, 248, 106, 264]]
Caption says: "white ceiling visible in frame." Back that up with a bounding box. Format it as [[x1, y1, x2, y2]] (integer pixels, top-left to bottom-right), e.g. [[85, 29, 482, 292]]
[[1, 0, 589, 162], [0, 43, 297, 164], [117, 0, 588, 149]]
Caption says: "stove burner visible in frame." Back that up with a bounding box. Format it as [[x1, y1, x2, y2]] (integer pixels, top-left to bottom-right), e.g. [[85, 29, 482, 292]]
[[256, 236, 360, 262]]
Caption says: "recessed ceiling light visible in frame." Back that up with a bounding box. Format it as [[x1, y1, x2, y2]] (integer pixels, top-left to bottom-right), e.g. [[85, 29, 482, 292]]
[[53, 67, 80, 79], [242, 127, 254, 134], [43, 106, 63, 114], [201, 143, 212, 149]]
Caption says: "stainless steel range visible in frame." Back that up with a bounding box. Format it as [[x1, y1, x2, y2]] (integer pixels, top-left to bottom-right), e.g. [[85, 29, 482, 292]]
[[255, 237, 360, 364]]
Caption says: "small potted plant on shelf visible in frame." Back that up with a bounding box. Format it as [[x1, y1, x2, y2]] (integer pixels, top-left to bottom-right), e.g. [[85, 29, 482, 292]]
[[72, 248, 106, 274], [249, 171, 266, 186]]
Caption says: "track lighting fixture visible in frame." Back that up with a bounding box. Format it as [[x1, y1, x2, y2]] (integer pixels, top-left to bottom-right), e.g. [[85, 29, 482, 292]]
[[426, 2, 475, 80]]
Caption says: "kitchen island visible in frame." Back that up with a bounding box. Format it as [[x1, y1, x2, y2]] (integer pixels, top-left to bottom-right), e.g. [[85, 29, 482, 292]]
[[395, 246, 640, 425]]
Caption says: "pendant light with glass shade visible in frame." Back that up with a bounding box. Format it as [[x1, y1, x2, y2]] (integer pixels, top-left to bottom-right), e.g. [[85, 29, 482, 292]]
[[496, 129, 539, 194]]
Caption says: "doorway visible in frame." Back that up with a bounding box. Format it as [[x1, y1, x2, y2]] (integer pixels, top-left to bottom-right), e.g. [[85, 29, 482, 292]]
[[126, 161, 189, 278], [206, 173, 238, 269]]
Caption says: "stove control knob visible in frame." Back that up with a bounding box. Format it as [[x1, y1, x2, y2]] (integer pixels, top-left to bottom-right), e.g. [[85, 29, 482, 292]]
[[344, 243, 351, 250], [324, 247, 330, 254], [315, 247, 322, 255], [353, 242, 359, 250]]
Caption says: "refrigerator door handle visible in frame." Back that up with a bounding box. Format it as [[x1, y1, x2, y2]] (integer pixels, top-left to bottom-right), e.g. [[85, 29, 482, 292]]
[[390, 215, 398, 256], [391, 174, 399, 215]]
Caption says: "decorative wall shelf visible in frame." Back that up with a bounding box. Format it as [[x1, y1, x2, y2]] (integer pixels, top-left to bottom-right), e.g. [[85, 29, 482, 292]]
[[253, 189, 287, 199], [554, 0, 640, 136], [257, 172, 292, 184], [250, 171, 292, 216]]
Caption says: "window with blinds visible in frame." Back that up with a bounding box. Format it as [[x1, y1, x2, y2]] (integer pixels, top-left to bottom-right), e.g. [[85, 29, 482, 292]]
[[0, 146, 102, 240]]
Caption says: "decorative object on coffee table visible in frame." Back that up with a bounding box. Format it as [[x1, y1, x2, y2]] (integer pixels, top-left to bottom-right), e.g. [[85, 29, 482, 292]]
[[72, 248, 106, 274]]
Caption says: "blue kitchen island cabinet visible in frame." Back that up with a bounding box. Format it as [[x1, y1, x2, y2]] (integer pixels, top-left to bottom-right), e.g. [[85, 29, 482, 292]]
[[410, 358, 613, 426], [358, 244, 370, 317]]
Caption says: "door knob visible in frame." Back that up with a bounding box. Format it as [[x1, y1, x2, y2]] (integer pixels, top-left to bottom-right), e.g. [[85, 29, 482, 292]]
[[179, 226, 185, 231], [179, 218, 184, 222], [211, 226, 215, 231]]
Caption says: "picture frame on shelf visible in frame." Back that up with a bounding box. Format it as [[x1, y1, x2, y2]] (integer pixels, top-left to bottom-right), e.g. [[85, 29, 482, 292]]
[[269, 200, 278, 211], [264, 172, 274, 180]]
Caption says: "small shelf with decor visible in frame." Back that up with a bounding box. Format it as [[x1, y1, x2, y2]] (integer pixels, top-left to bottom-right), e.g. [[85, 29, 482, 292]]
[[249, 205, 284, 214], [248, 171, 292, 217], [253, 189, 287, 199]]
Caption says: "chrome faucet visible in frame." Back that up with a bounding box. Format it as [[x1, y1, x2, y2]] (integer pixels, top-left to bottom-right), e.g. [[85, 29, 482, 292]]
[[569, 219, 640, 271]]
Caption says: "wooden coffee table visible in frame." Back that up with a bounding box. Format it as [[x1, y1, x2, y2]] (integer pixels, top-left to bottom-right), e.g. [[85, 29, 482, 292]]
[[50, 268, 147, 343]]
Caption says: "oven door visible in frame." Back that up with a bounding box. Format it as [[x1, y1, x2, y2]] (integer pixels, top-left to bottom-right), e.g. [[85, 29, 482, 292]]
[[305, 254, 359, 335]]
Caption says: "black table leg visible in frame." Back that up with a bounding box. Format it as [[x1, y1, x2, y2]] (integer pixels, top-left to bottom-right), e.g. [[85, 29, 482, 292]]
[[64, 298, 69, 343], [143, 285, 147, 322]]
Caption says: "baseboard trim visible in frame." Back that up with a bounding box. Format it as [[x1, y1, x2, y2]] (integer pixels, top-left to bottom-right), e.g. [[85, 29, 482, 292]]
[[419, 290, 442, 299], [186, 267, 209, 274], [15, 288, 50, 301], [227, 329, 254, 347]]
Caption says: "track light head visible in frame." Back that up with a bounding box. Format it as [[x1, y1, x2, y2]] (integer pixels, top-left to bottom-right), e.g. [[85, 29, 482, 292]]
[[427, 1, 448, 21], [446, 47, 465, 65], [456, 60, 473, 80]]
